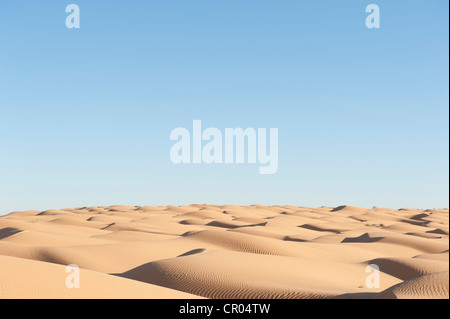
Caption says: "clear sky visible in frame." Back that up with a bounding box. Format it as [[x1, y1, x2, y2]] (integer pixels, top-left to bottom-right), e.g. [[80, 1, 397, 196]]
[[0, 0, 448, 214]]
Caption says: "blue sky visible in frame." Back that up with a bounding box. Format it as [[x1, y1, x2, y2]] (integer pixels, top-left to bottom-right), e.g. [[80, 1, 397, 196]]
[[0, 0, 448, 213]]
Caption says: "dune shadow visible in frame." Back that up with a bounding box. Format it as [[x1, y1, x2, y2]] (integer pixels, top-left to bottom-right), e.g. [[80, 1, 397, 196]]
[[206, 220, 268, 229], [0, 227, 22, 240], [283, 236, 307, 243], [330, 292, 379, 299], [409, 213, 430, 221], [341, 233, 383, 243], [206, 220, 240, 229], [426, 228, 448, 235], [181, 230, 202, 237], [100, 222, 115, 230], [298, 224, 341, 234], [330, 206, 347, 212], [177, 248, 206, 257]]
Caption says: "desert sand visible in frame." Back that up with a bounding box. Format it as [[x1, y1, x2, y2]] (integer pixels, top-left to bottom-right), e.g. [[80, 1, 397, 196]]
[[0, 205, 448, 299]]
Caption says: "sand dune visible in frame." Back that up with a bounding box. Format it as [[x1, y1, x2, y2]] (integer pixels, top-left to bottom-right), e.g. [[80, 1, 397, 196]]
[[377, 271, 449, 299], [118, 250, 401, 299], [0, 255, 199, 299], [0, 205, 448, 299]]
